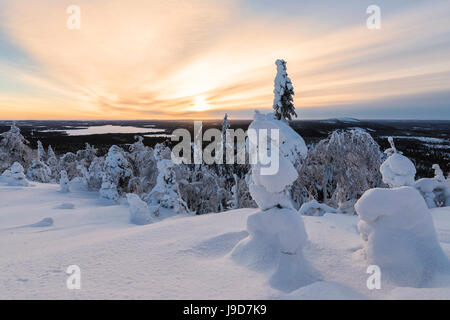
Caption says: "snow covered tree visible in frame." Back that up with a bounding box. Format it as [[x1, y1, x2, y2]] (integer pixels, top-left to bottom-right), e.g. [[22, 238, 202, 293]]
[[0, 122, 32, 173], [380, 137, 416, 188], [126, 193, 153, 225], [99, 173, 119, 202], [47, 145, 59, 180], [103, 145, 133, 193], [414, 164, 449, 208], [37, 141, 47, 163], [59, 152, 78, 179], [86, 156, 105, 190], [144, 159, 189, 215], [26, 142, 52, 183], [299, 129, 383, 211], [273, 59, 297, 121], [60, 170, 70, 193], [232, 111, 315, 292], [4, 162, 29, 186], [127, 136, 157, 194], [355, 186, 450, 286]]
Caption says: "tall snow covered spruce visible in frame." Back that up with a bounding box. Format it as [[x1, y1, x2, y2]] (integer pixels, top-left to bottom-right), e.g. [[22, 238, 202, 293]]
[[232, 111, 316, 292], [273, 59, 297, 121]]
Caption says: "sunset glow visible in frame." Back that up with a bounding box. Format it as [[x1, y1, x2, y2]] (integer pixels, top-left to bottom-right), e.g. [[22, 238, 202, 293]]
[[0, 0, 449, 120]]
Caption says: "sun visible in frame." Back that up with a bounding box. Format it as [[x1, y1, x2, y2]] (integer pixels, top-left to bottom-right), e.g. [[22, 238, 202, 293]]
[[187, 96, 212, 112]]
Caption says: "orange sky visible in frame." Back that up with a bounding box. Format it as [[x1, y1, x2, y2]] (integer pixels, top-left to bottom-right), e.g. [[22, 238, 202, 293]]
[[0, 0, 449, 120]]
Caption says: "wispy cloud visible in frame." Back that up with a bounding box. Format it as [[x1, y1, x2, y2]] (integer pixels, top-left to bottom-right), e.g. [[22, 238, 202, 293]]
[[0, 0, 449, 119]]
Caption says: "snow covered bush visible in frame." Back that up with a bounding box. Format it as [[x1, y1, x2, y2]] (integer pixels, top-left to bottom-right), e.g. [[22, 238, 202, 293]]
[[60, 170, 70, 193], [299, 129, 383, 211], [355, 186, 450, 286], [232, 111, 316, 292], [4, 162, 29, 186], [0, 122, 32, 172], [126, 193, 153, 225], [380, 137, 416, 188], [299, 200, 340, 216]]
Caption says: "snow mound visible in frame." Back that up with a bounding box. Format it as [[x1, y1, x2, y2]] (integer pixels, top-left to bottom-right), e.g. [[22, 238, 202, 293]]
[[232, 207, 317, 292], [127, 193, 153, 225], [55, 203, 75, 210], [29, 217, 54, 227], [355, 187, 450, 287], [299, 200, 340, 216]]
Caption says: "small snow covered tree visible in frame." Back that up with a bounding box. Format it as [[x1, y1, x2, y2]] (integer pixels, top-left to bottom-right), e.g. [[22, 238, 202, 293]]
[[37, 141, 47, 163], [414, 164, 449, 208], [144, 159, 189, 215], [47, 145, 59, 180], [60, 170, 70, 193], [127, 136, 157, 194], [0, 122, 32, 172], [86, 156, 105, 190], [126, 193, 153, 225], [103, 145, 133, 193], [273, 59, 297, 121], [99, 173, 119, 202], [59, 152, 78, 179], [380, 137, 416, 188], [26, 142, 52, 183], [6, 162, 29, 186]]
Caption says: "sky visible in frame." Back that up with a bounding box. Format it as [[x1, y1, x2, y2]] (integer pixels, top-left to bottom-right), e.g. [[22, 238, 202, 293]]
[[0, 0, 449, 120]]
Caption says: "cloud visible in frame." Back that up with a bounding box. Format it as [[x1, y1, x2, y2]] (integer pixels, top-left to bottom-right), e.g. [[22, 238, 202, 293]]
[[0, 0, 449, 119]]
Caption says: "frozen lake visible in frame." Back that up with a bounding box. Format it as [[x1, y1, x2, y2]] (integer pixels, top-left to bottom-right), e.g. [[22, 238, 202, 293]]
[[41, 125, 166, 136]]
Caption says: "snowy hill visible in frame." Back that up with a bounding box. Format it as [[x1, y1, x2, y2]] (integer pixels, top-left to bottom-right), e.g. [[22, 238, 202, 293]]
[[2, 183, 450, 299]]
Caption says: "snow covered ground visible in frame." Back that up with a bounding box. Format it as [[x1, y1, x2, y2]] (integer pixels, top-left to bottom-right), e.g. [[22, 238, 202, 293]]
[[1, 183, 450, 300]]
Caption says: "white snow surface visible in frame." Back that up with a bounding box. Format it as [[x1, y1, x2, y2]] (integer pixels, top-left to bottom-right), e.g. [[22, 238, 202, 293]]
[[2, 183, 450, 299]]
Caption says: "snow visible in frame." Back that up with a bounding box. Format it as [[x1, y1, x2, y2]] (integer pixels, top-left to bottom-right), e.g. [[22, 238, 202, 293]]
[[1, 183, 450, 299], [355, 187, 450, 287]]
